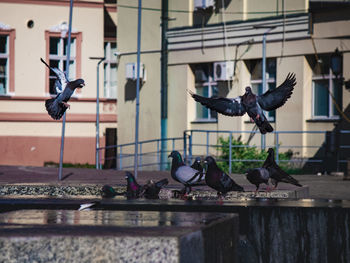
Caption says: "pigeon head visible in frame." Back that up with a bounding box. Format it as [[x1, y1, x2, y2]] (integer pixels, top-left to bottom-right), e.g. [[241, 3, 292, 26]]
[[71, 79, 85, 88], [168, 151, 183, 163], [204, 156, 218, 170], [245, 86, 252, 94], [125, 171, 136, 182], [267, 148, 274, 155], [194, 157, 201, 163]]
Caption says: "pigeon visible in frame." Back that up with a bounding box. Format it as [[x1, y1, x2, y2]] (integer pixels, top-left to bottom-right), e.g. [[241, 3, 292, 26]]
[[204, 156, 244, 195], [263, 148, 302, 189], [125, 171, 143, 199], [142, 178, 169, 199], [191, 156, 204, 173], [245, 167, 270, 193], [41, 58, 85, 120], [168, 151, 205, 194], [189, 73, 296, 134], [125, 172, 168, 199], [101, 184, 118, 198]]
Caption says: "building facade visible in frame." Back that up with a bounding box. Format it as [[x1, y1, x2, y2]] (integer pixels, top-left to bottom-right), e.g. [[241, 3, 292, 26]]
[[0, 0, 117, 166], [117, 0, 350, 170]]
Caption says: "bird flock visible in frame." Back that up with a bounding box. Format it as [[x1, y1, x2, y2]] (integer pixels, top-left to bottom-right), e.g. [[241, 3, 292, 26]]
[[41, 61, 301, 199]]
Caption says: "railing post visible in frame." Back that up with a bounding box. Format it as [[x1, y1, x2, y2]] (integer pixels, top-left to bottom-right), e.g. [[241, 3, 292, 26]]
[[157, 140, 160, 171], [115, 145, 118, 170], [119, 147, 123, 170], [189, 131, 193, 165], [275, 131, 279, 164], [183, 131, 187, 163], [206, 131, 209, 157], [139, 143, 142, 171], [229, 132, 232, 174]]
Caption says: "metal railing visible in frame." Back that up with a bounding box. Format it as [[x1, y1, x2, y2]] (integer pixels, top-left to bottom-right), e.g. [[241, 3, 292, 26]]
[[97, 129, 350, 172]]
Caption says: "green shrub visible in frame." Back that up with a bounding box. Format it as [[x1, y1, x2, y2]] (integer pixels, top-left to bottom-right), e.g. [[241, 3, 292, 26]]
[[215, 136, 294, 174]]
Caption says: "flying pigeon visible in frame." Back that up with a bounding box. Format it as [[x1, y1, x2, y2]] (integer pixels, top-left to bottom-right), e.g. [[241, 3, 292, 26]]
[[204, 156, 244, 195], [245, 167, 270, 193], [189, 73, 296, 134], [41, 58, 85, 120], [191, 156, 204, 173], [168, 151, 205, 194], [125, 171, 143, 199], [142, 178, 169, 199], [263, 148, 302, 189]]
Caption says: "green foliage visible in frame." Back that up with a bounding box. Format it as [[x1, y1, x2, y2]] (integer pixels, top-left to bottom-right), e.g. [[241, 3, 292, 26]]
[[215, 136, 295, 174], [44, 162, 95, 169]]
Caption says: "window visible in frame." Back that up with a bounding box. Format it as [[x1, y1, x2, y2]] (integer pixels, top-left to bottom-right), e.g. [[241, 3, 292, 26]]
[[247, 58, 276, 121], [194, 64, 218, 121], [48, 37, 76, 94], [103, 41, 117, 98], [45, 31, 82, 95], [0, 34, 8, 95], [308, 54, 342, 119]]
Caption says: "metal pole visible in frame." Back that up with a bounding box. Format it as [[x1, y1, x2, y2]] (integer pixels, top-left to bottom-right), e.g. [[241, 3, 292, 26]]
[[134, 0, 142, 178], [90, 57, 105, 169], [58, 0, 73, 181], [229, 132, 232, 174], [261, 33, 267, 151]]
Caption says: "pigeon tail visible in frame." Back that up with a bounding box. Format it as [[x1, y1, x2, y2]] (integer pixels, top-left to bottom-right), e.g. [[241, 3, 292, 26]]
[[257, 119, 274, 134], [155, 178, 169, 188], [45, 97, 68, 120]]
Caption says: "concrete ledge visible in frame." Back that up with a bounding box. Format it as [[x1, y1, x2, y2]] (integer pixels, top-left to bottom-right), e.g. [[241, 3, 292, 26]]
[[0, 210, 239, 263], [0, 184, 309, 200]]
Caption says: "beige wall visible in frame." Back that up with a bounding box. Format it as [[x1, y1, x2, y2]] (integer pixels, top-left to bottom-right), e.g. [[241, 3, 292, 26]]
[[0, 1, 117, 166]]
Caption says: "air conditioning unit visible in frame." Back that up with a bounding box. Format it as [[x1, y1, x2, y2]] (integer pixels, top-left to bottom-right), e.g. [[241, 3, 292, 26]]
[[194, 0, 215, 10], [125, 62, 146, 81], [214, 61, 235, 81]]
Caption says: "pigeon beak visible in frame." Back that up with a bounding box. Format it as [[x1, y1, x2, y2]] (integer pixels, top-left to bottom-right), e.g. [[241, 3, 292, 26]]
[[167, 154, 171, 158]]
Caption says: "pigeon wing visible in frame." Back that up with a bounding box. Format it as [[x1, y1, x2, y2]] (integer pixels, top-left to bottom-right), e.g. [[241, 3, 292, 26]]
[[40, 58, 68, 93], [189, 91, 246, 116], [175, 166, 203, 185], [257, 73, 296, 111]]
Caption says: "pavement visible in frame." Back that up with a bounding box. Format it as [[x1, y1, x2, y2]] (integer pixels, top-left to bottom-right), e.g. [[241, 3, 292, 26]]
[[0, 165, 349, 200]]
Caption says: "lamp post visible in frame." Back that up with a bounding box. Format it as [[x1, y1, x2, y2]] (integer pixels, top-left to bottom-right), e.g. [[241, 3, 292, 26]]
[[58, 0, 74, 181], [89, 57, 105, 169]]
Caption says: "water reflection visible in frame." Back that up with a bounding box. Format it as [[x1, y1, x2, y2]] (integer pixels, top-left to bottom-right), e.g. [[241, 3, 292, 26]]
[[0, 210, 223, 228]]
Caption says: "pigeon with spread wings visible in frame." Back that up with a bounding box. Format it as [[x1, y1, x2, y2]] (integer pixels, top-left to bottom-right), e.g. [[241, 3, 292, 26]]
[[190, 73, 296, 134], [41, 58, 85, 120]]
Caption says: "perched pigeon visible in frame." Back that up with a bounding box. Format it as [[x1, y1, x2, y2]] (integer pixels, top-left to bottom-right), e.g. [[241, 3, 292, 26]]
[[41, 58, 85, 120], [189, 73, 296, 134], [204, 156, 244, 195], [143, 178, 169, 199], [263, 148, 302, 188], [246, 168, 270, 193], [125, 171, 143, 199], [125, 172, 168, 199], [101, 184, 118, 198], [168, 151, 205, 194], [191, 157, 204, 173]]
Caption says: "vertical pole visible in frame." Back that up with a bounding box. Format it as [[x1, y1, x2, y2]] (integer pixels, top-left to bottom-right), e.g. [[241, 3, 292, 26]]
[[229, 132, 232, 174], [134, 0, 142, 178], [261, 33, 267, 151], [275, 132, 279, 164], [58, 0, 73, 181], [96, 58, 105, 169], [119, 147, 123, 170], [183, 132, 187, 162], [157, 140, 160, 170], [160, 0, 168, 171]]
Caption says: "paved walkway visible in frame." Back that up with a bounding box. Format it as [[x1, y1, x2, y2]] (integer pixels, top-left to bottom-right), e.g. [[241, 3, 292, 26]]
[[0, 165, 349, 200]]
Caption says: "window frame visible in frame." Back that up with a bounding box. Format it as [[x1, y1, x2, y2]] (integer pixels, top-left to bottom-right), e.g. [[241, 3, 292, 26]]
[[195, 74, 218, 122], [248, 58, 276, 122], [103, 41, 117, 99], [0, 29, 15, 95], [44, 31, 82, 96], [312, 67, 341, 120]]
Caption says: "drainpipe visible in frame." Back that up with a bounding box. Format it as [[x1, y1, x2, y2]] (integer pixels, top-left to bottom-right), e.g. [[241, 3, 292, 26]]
[[160, 0, 168, 170]]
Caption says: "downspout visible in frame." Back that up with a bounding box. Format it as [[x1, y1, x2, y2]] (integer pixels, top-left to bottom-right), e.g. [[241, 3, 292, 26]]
[[161, 0, 168, 170]]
